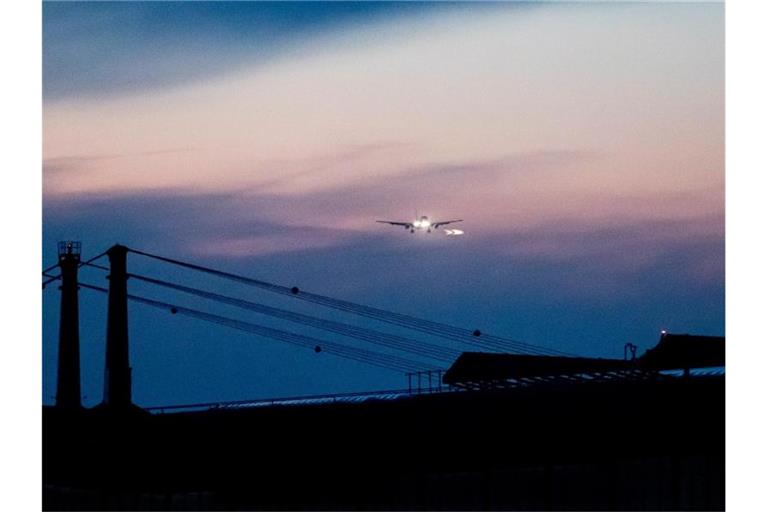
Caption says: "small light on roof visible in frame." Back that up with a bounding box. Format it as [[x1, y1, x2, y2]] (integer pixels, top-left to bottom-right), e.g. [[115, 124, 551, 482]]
[[661, 329, 667, 335]]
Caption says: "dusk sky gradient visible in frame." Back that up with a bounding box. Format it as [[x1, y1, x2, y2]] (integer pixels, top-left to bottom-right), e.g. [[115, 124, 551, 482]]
[[43, 1, 724, 407]]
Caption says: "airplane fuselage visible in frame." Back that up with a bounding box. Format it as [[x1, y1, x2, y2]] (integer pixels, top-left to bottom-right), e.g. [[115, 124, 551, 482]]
[[376, 215, 463, 234], [409, 216, 433, 233]]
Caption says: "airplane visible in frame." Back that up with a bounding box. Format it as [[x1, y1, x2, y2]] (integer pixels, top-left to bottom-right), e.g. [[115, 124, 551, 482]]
[[376, 215, 463, 234]]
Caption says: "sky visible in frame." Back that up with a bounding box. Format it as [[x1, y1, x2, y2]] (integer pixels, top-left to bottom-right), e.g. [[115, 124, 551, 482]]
[[42, 1, 724, 408]]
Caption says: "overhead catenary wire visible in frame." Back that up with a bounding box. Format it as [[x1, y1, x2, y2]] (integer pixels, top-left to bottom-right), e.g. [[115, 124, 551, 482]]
[[126, 247, 572, 357], [44, 245, 574, 357], [42, 262, 60, 275], [125, 247, 564, 355], [42, 250, 109, 288], [82, 262, 458, 363], [78, 281, 426, 373], [78, 282, 431, 374]]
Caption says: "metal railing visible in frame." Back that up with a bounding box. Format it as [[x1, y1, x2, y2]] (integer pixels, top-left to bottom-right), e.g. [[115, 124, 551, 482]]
[[144, 387, 434, 414]]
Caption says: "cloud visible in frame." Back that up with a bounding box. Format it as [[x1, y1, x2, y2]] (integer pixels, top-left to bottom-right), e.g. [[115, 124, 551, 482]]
[[43, 188, 354, 260], [254, 149, 599, 195], [43, 1, 463, 100], [43, 154, 118, 175], [43, 183, 722, 274], [43, 1, 723, 210], [43, 147, 200, 172]]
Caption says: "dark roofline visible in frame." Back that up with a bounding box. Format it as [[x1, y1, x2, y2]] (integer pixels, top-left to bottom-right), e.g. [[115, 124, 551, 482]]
[[638, 333, 724, 371], [443, 333, 725, 386], [443, 353, 630, 385]]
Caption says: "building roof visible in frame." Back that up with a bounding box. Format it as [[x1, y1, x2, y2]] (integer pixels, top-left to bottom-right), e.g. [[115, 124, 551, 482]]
[[443, 333, 725, 387], [638, 333, 725, 370], [442, 353, 630, 386]]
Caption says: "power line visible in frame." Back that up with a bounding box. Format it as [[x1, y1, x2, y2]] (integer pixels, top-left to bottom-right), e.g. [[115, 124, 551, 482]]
[[42, 250, 109, 288], [82, 264, 460, 363], [44, 246, 574, 357], [78, 282, 432, 374], [126, 247, 572, 357], [42, 262, 60, 275]]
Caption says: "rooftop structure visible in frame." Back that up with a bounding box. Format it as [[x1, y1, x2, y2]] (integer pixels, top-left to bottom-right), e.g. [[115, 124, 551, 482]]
[[443, 332, 725, 390]]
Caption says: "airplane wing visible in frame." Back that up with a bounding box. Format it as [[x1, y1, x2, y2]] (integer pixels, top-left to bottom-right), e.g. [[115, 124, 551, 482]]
[[376, 220, 413, 227], [432, 219, 463, 228]]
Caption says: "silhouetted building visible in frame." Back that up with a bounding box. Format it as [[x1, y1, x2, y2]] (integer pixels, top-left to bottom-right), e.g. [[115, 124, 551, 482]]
[[443, 332, 724, 390], [639, 332, 725, 371], [443, 353, 631, 389]]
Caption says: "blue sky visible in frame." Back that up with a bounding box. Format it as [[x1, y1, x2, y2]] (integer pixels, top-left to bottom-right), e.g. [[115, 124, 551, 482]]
[[43, 1, 472, 99], [42, 1, 724, 407]]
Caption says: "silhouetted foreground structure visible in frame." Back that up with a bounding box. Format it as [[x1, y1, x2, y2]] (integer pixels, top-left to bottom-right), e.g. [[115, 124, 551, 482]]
[[44, 335, 724, 510], [54, 242, 82, 410], [42, 244, 724, 510], [443, 333, 725, 389]]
